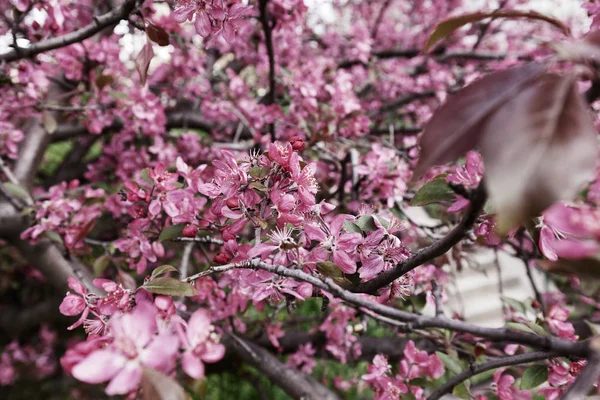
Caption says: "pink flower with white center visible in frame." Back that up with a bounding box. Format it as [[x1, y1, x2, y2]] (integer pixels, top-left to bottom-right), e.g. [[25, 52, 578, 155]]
[[163, 189, 205, 224], [248, 226, 298, 266], [539, 203, 600, 261], [71, 301, 179, 396], [148, 162, 178, 191], [307, 215, 362, 274], [178, 310, 225, 379], [546, 305, 577, 341], [289, 152, 319, 210], [198, 150, 248, 198], [358, 229, 410, 281]]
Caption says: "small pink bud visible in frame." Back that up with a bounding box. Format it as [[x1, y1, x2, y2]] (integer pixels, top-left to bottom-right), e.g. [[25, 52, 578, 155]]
[[214, 252, 230, 265], [183, 225, 198, 238]]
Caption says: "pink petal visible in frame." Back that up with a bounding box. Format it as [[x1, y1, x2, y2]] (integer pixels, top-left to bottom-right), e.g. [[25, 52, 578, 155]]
[[201, 342, 226, 363], [72, 349, 125, 384], [105, 360, 142, 395], [182, 352, 205, 379], [195, 11, 212, 37]]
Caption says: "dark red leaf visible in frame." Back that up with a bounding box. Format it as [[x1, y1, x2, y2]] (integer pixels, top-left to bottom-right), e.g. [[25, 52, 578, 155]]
[[135, 41, 154, 87], [424, 10, 571, 52], [415, 63, 544, 178], [480, 74, 598, 232], [146, 22, 170, 46]]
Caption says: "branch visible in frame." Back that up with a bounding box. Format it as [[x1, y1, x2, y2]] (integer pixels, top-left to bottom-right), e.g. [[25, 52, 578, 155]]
[[561, 350, 600, 400], [367, 90, 437, 118], [0, 0, 137, 63], [189, 259, 592, 358], [223, 331, 342, 400], [427, 351, 554, 400], [338, 48, 507, 69], [258, 0, 277, 140], [353, 183, 487, 293]]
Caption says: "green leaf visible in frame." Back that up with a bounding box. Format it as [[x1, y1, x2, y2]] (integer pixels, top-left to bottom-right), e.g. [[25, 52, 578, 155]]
[[2, 182, 30, 202], [436, 351, 462, 375], [471, 368, 497, 386], [44, 231, 63, 245], [93, 255, 111, 276], [409, 175, 455, 206], [525, 321, 549, 337], [316, 261, 345, 278], [140, 168, 153, 185], [142, 277, 197, 297], [151, 265, 179, 280], [500, 296, 526, 314], [355, 214, 377, 231], [158, 224, 186, 242], [506, 322, 537, 334], [520, 365, 548, 390], [452, 382, 471, 399], [343, 220, 363, 234], [248, 182, 268, 192], [248, 166, 269, 179], [316, 261, 352, 286], [424, 10, 570, 52]]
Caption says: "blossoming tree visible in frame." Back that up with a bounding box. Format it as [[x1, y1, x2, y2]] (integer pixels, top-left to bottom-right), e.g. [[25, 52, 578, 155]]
[[3, 0, 600, 399]]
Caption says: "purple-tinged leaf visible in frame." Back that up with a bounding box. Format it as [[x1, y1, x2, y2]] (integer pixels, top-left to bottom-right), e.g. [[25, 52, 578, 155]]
[[424, 10, 571, 52], [480, 74, 598, 232], [135, 41, 154, 87], [146, 22, 170, 46], [415, 63, 544, 177], [554, 30, 600, 63]]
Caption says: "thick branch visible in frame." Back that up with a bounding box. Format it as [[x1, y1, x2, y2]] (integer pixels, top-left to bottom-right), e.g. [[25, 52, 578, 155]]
[[428, 351, 554, 400], [561, 352, 600, 400], [224, 332, 341, 400], [353, 183, 487, 293], [0, 0, 137, 63]]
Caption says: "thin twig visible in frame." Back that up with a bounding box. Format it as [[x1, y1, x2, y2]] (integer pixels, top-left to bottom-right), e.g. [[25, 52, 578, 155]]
[[431, 280, 444, 318], [427, 351, 554, 400], [171, 236, 224, 245], [0, 0, 137, 62]]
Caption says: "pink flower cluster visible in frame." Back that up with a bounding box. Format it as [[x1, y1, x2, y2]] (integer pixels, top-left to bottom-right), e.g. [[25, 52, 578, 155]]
[[173, 0, 252, 43], [20, 180, 104, 250], [60, 281, 225, 396], [362, 341, 445, 400]]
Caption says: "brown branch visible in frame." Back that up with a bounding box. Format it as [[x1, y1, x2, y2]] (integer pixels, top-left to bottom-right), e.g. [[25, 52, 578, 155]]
[[367, 90, 437, 118], [427, 351, 554, 400], [0, 0, 137, 63], [338, 48, 507, 69], [258, 0, 277, 140], [561, 350, 600, 400], [352, 183, 487, 293], [371, 0, 393, 39], [190, 259, 592, 359], [223, 331, 342, 400]]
